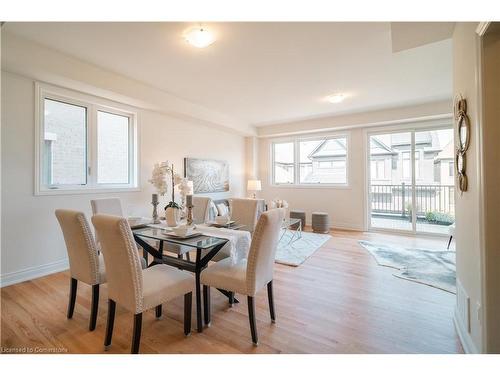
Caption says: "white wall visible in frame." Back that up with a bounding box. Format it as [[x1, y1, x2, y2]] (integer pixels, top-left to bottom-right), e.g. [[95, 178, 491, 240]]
[[256, 100, 452, 137], [481, 23, 500, 353], [1, 71, 245, 285], [452, 22, 483, 353]]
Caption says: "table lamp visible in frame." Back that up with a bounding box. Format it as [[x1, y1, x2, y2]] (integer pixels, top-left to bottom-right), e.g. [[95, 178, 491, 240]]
[[247, 179, 262, 199]]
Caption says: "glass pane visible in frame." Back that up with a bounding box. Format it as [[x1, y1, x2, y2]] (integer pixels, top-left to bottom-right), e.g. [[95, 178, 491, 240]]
[[274, 142, 294, 184], [43, 98, 87, 186], [97, 111, 130, 184], [299, 138, 347, 184], [369, 132, 412, 231], [133, 228, 228, 249], [415, 128, 455, 235]]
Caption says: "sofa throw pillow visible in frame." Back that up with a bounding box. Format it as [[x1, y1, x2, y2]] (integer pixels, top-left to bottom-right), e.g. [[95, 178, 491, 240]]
[[208, 201, 218, 221], [216, 203, 229, 217]]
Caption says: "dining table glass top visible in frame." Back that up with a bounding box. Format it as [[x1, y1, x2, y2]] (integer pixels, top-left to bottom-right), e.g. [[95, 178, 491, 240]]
[[132, 227, 228, 249]]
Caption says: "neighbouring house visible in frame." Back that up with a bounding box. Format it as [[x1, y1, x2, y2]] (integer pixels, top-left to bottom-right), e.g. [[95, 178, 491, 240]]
[[368, 131, 455, 220]]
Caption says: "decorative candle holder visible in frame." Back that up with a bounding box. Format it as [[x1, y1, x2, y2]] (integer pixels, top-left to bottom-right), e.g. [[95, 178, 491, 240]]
[[186, 205, 193, 226], [152, 194, 160, 224]]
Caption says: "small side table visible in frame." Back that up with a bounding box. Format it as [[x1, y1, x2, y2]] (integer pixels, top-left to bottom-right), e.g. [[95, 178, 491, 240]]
[[290, 209, 306, 230], [279, 218, 302, 245]]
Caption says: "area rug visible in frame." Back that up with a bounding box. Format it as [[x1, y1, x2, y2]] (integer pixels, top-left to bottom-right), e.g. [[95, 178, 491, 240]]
[[358, 240, 456, 294], [275, 231, 331, 266]]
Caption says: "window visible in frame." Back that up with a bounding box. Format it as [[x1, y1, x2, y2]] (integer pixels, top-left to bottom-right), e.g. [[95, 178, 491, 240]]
[[414, 151, 420, 179], [402, 151, 411, 179], [273, 142, 295, 184], [272, 135, 348, 186], [370, 159, 386, 179], [43, 99, 87, 186], [402, 151, 420, 180], [36, 83, 138, 194], [449, 161, 454, 177], [97, 111, 130, 184]]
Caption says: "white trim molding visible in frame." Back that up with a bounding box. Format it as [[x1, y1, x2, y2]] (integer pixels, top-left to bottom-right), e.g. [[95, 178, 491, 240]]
[[0, 258, 69, 288], [454, 308, 479, 354], [258, 113, 453, 138]]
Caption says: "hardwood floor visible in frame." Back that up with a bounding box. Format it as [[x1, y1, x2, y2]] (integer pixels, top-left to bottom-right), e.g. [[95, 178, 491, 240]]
[[0, 229, 462, 354]]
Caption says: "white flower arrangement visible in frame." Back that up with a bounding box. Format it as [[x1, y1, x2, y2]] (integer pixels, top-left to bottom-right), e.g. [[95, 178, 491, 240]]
[[148, 161, 193, 208], [148, 162, 169, 196], [177, 178, 193, 198]]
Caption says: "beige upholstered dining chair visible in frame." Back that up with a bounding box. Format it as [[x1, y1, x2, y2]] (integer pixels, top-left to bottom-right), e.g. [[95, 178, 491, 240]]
[[201, 208, 284, 345], [90, 198, 124, 248], [192, 196, 212, 224], [55, 209, 106, 331], [90, 198, 124, 216], [92, 214, 194, 354], [91, 197, 154, 265], [230, 198, 260, 234]]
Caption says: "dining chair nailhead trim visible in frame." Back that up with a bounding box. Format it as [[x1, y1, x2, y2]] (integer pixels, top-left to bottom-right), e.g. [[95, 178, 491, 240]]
[[118, 220, 144, 314], [77, 212, 100, 285]]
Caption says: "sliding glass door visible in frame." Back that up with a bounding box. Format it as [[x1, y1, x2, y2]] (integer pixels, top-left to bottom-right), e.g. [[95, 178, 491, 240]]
[[368, 127, 455, 234]]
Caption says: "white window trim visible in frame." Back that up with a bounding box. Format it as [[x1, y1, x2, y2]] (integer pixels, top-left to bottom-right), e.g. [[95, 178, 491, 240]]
[[34, 82, 140, 196], [270, 133, 350, 188]]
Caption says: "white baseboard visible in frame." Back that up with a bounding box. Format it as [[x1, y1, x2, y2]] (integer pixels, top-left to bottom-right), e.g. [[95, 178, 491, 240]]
[[454, 307, 480, 354], [331, 222, 364, 231], [0, 258, 69, 288], [304, 221, 363, 232]]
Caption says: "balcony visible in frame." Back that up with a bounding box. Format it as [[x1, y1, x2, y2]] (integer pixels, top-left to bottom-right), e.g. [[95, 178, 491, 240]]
[[370, 183, 455, 234]]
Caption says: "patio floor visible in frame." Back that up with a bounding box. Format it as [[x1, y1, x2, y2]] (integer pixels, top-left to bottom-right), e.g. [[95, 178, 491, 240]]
[[371, 216, 452, 236]]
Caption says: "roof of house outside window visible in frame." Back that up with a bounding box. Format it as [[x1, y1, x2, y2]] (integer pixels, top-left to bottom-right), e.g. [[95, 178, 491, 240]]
[[308, 138, 347, 159]]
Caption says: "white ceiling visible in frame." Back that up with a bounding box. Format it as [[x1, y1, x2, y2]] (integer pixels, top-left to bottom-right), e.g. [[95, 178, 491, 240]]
[[4, 22, 453, 127], [391, 22, 455, 52]]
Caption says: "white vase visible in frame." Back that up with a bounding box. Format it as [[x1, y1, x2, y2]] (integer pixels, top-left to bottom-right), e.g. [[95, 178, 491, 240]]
[[165, 207, 181, 227]]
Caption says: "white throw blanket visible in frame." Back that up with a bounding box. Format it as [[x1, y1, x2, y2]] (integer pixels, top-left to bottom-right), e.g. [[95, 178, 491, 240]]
[[146, 222, 251, 263], [196, 224, 251, 263]]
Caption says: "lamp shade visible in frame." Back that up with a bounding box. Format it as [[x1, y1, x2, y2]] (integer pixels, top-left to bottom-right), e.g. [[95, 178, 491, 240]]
[[247, 180, 262, 191]]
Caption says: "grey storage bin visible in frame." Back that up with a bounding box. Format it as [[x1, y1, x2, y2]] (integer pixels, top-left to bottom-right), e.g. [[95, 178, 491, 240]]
[[312, 212, 330, 233]]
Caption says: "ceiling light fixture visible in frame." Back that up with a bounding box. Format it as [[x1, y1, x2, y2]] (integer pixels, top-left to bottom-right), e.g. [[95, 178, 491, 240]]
[[326, 93, 347, 104], [184, 26, 215, 48]]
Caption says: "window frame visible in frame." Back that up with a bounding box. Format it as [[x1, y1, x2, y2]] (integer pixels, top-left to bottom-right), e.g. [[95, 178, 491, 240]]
[[34, 82, 140, 196], [270, 133, 350, 188], [271, 140, 296, 185]]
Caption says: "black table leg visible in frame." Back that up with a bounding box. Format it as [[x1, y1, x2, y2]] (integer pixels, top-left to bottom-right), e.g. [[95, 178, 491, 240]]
[[155, 305, 162, 319], [203, 285, 211, 326], [193, 245, 202, 332], [216, 288, 240, 304]]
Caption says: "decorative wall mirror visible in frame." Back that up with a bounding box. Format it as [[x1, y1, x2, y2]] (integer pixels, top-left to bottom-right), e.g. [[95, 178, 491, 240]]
[[455, 151, 468, 192], [457, 109, 471, 153], [454, 95, 470, 193]]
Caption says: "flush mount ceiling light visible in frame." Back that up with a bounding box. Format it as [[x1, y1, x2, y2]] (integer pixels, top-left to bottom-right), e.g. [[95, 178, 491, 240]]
[[325, 93, 347, 104], [184, 26, 215, 48]]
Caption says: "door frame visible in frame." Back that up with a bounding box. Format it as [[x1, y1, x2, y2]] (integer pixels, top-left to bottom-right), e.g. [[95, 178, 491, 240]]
[[364, 120, 454, 237]]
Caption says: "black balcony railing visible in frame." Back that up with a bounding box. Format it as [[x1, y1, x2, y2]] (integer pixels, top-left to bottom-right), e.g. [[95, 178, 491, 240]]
[[370, 183, 455, 217]]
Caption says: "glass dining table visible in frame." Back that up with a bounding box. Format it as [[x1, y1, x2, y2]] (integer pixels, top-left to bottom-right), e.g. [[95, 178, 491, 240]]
[[132, 227, 230, 333]]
